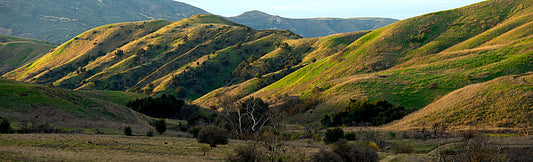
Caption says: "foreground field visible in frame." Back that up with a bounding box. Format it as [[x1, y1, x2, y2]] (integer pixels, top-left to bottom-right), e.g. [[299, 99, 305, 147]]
[[0, 132, 531, 161], [0, 134, 238, 161]]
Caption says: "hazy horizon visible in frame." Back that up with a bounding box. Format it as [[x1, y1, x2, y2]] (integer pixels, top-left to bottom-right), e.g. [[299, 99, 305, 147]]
[[177, 0, 486, 19]]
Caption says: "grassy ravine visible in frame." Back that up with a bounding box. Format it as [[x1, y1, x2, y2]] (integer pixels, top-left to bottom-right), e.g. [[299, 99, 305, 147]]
[[0, 35, 57, 75], [0, 78, 150, 133]]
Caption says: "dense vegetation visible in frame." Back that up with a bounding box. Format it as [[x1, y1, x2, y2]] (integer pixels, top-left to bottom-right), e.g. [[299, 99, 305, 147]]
[[323, 99, 409, 127], [126, 94, 184, 118]]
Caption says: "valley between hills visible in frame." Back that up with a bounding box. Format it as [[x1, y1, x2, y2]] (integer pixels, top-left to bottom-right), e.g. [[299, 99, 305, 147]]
[[0, 0, 532, 161]]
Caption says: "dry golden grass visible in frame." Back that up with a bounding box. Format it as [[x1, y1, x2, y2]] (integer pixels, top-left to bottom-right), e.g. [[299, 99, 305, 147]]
[[386, 73, 533, 130], [0, 134, 237, 161]]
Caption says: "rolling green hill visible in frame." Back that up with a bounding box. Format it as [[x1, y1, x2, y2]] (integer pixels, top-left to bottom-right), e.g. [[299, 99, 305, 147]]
[[227, 10, 398, 38], [231, 0, 533, 126], [0, 0, 209, 43], [3, 15, 305, 99], [0, 35, 57, 75], [0, 78, 150, 133], [386, 73, 533, 130], [4, 0, 533, 129]]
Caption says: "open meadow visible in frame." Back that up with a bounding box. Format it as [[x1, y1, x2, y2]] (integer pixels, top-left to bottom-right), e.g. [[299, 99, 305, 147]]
[[0, 130, 531, 161]]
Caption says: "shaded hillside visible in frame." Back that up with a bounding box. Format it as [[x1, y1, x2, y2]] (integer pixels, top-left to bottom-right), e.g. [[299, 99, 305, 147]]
[[0, 35, 57, 75], [0, 0, 209, 43], [236, 0, 533, 124], [227, 10, 398, 37], [4, 15, 303, 99], [387, 73, 533, 130], [0, 78, 150, 132], [193, 31, 370, 107]]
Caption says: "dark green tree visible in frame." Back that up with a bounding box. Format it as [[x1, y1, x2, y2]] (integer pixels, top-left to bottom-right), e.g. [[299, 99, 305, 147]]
[[0, 118, 12, 133], [124, 126, 133, 136], [154, 118, 167, 135], [197, 126, 228, 147], [324, 127, 344, 144]]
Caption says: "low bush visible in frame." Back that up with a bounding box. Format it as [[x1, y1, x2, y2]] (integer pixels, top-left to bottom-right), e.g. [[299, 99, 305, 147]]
[[333, 139, 378, 162], [124, 126, 133, 136], [145, 129, 154, 137], [226, 143, 263, 162], [0, 118, 11, 133], [310, 149, 343, 162], [324, 128, 344, 144], [344, 132, 357, 141], [393, 142, 414, 154], [154, 118, 167, 135]]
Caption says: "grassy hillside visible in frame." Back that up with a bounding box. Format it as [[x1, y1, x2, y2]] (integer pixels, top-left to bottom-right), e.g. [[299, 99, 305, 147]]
[[0, 0, 209, 43], [4, 15, 303, 100], [193, 31, 370, 107], [240, 0, 533, 124], [0, 78, 149, 133], [0, 35, 57, 75], [387, 73, 533, 129], [227, 10, 398, 38]]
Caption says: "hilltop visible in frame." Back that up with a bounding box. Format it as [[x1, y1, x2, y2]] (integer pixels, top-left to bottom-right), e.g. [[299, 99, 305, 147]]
[[0, 35, 57, 75], [0, 0, 209, 43], [227, 10, 398, 37]]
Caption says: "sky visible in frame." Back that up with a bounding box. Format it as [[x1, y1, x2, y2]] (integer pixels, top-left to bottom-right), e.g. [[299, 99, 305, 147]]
[[177, 0, 486, 20]]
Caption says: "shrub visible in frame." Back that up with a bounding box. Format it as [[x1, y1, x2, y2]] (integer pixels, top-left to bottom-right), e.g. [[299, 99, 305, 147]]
[[344, 132, 357, 141], [324, 127, 344, 144], [333, 139, 378, 162], [388, 131, 397, 139], [190, 126, 202, 138], [154, 118, 167, 135], [197, 126, 228, 147], [393, 142, 414, 154], [0, 118, 12, 134], [310, 149, 343, 162], [124, 126, 133, 136], [146, 129, 154, 137], [226, 143, 263, 162], [199, 144, 211, 156], [428, 82, 438, 89]]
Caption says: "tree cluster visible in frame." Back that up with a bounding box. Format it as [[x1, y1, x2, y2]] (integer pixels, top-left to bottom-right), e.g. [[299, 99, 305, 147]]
[[322, 99, 409, 126], [126, 94, 184, 118]]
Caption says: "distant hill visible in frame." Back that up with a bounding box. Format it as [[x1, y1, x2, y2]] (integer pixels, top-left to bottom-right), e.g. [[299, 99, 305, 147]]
[[0, 0, 209, 43], [0, 78, 150, 132], [227, 10, 398, 37], [0, 35, 57, 75]]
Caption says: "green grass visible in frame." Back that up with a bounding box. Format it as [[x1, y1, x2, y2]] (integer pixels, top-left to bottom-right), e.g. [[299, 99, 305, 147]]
[[0, 36, 56, 75], [0, 78, 150, 132]]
